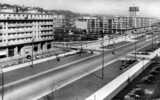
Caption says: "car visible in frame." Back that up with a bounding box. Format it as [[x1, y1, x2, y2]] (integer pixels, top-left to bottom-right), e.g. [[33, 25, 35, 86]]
[[26, 55, 32, 59], [149, 70, 160, 76], [35, 55, 41, 59], [130, 88, 144, 96], [140, 75, 156, 84], [124, 93, 141, 100], [155, 67, 160, 71]]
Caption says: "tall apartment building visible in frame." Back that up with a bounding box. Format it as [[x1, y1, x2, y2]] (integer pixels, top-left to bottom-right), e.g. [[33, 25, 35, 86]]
[[53, 15, 66, 28], [109, 16, 130, 34], [75, 15, 156, 35], [75, 16, 103, 34], [0, 12, 54, 59], [110, 16, 155, 34]]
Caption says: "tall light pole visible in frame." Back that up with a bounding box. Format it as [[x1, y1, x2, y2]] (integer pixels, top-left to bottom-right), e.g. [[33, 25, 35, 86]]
[[31, 32, 34, 68], [1, 68, 4, 100], [151, 25, 154, 50], [151, 32, 154, 50], [134, 29, 137, 60], [101, 31, 104, 80], [93, 31, 105, 80]]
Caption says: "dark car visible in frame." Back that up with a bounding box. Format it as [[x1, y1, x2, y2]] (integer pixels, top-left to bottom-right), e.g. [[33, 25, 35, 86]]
[[155, 67, 160, 72], [140, 75, 156, 84], [149, 70, 160, 76], [26, 55, 32, 60]]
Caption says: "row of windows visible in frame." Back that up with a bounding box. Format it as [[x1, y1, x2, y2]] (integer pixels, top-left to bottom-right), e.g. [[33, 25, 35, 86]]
[[41, 25, 53, 27], [8, 37, 32, 42], [8, 32, 32, 35], [7, 36, 53, 42], [0, 14, 53, 20], [8, 26, 32, 29]]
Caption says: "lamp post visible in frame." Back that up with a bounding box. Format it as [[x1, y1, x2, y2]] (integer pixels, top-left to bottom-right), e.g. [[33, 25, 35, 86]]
[[151, 32, 154, 50], [101, 31, 104, 80], [31, 33, 34, 68], [134, 29, 137, 60], [1, 67, 4, 100], [68, 30, 73, 49], [80, 31, 83, 53]]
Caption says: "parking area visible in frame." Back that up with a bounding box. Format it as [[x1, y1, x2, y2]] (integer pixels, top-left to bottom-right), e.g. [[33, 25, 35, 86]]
[[113, 57, 160, 100]]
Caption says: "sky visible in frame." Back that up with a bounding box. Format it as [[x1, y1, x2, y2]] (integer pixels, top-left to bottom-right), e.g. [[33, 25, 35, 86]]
[[0, 0, 160, 17]]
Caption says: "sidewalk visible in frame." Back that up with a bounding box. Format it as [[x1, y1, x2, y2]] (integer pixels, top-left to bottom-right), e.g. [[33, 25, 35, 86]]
[[2, 50, 79, 72]]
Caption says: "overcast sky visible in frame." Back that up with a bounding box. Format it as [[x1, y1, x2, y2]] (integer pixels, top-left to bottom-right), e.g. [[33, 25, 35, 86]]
[[0, 0, 160, 17]]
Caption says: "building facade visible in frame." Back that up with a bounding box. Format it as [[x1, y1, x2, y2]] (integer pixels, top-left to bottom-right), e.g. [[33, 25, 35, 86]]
[[0, 12, 55, 59], [108, 16, 156, 34], [74, 16, 103, 34], [53, 15, 66, 28]]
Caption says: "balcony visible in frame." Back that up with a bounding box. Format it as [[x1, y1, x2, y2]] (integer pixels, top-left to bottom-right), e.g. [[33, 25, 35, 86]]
[[41, 27, 53, 31], [41, 32, 53, 36], [7, 34, 32, 39], [8, 23, 33, 27], [6, 28, 33, 33]]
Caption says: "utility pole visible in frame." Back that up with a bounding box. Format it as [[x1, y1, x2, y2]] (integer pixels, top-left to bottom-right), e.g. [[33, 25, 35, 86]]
[[101, 31, 104, 80], [152, 32, 154, 50], [31, 32, 34, 68], [134, 29, 137, 60], [1, 68, 4, 100]]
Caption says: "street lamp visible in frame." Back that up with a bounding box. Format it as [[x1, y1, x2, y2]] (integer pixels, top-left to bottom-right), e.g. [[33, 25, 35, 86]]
[[80, 30, 83, 53], [101, 31, 104, 80], [92, 31, 105, 80], [68, 30, 73, 49], [31, 33, 34, 68], [151, 32, 154, 50], [1, 67, 4, 100], [134, 29, 137, 60]]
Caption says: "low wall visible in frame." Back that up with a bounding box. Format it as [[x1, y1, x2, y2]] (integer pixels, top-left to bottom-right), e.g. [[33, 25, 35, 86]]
[[86, 48, 160, 100], [86, 60, 151, 100]]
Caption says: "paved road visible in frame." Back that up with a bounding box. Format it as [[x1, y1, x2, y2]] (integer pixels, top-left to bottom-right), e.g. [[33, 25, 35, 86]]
[[1, 33, 159, 100], [1, 52, 93, 85], [40, 60, 137, 100]]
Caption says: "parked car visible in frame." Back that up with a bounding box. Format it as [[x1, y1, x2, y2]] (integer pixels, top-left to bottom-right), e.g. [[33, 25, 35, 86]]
[[140, 75, 156, 84], [155, 67, 160, 72], [35, 55, 41, 59], [149, 70, 160, 76], [124, 88, 144, 100]]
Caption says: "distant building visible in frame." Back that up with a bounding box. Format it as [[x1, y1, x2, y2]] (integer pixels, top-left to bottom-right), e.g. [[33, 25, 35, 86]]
[[129, 6, 139, 17], [0, 7, 16, 13], [75, 19, 88, 30], [25, 7, 40, 13], [74, 15, 157, 35], [74, 16, 103, 34], [53, 15, 66, 28], [109, 16, 156, 34]]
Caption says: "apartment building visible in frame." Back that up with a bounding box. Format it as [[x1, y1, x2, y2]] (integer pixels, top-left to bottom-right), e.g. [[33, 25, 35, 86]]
[[53, 15, 66, 28], [109, 16, 156, 34], [0, 12, 54, 59], [75, 16, 103, 34]]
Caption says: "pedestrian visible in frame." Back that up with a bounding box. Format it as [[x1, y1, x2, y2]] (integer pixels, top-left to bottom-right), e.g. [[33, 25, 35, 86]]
[[55, 53, 60, 62], [112, 51, 115, 55]]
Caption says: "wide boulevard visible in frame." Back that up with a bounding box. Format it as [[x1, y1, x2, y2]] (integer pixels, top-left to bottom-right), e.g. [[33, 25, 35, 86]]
[[0, 32, 159, 100]]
